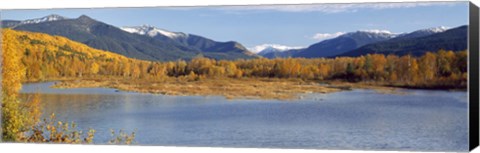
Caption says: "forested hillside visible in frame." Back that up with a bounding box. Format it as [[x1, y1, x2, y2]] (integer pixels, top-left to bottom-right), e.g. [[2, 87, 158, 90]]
[[3, 29, 149, 81]]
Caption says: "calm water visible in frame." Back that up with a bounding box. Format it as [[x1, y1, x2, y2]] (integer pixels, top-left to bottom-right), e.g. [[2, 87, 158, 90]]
[[20, 82, 468, 151]]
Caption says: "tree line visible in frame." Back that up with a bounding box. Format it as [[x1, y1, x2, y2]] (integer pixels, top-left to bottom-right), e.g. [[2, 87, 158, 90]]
[[14, 27, 467, 89]]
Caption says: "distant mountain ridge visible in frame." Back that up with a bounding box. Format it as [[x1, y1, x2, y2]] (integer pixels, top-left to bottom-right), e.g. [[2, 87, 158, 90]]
[[249, 44, 303, 56], [392, 26, 449, 40], [255, 30, 398, 59], [2, 14, 68, 28], [261, 49, 304, 59], [292, 30, 397, 58], [1, 20, 21, 28], [120, 25, 257, 60], [4, 14, 466, 60], [20, 14, 68, 25], [121, 25, 189, 43], [6, 15, 257, 61], [255, 26, 464, 59], [339, 25, 467, 57], [11, 15, 198, 61]]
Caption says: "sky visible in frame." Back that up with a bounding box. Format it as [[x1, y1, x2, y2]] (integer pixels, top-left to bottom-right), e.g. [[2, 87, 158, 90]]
[[1, 1, 469, 52]]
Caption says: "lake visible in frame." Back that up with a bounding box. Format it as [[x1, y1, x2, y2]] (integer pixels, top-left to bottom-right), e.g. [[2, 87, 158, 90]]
[[20, 82, 468, 151]]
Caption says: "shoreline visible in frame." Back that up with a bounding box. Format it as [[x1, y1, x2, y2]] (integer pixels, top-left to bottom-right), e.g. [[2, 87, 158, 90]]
[[33, 77, 460, 100], [50, 77, 340, 100], [23, 77, 466, 100]]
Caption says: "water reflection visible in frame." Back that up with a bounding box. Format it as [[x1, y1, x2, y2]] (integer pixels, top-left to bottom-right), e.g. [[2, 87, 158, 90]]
[[19, 82, 468, 151]]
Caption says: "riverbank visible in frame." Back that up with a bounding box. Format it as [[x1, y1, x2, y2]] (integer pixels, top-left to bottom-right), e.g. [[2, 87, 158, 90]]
[[35, 76, 459, 100], [51, 77, 344, 100], [49, 77, 432, 100]]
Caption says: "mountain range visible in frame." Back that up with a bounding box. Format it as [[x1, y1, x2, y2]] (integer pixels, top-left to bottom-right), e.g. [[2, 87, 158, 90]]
[[255, 26, 466, 58], [120, 25, 256, 60], [293, 30, 396, 58], [3, 14, 257, 61], [340, 25, 467, 57], [248, 44, 304, 58], [2, 14, 467, 61]]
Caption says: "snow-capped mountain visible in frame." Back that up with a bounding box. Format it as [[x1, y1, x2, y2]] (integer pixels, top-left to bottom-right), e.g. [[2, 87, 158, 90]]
[[20, 14, 68, 25], [2, 14, 69, 28], [343, 30, 398, 40], [257, 47, 282, 55], [121, 25, 256, 60], [340, 25, 466, 57], [250, 44, 303, 55], [10, 15, 257, 61], [121, 25, 188, 39], [293, 30, 397, 58], [424, 26, 449, 33], [289, 25, 461, 58], [395, 26, 450, 39]]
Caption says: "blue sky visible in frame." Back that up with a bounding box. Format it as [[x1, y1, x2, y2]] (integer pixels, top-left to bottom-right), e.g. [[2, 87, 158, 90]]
[[1, 2, 469, 51]]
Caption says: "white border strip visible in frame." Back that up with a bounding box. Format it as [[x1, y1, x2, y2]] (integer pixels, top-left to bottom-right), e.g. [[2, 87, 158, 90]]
[[0, 143, 457, 153], [0, 0, 465, 10], [0, 0, 477, 153]]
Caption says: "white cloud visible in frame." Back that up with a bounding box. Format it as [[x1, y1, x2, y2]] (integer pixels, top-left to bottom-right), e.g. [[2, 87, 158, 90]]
[[222, 2, 459, 13], [249, 44, 304, 53], [311, 32, 345, 41]]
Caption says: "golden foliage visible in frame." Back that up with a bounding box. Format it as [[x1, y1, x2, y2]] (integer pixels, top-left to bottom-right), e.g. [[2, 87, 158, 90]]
[[4, 29, 468, 89], [109, 129, 136, 145], [2, 29, 136, 144], [21, 113, 96, 144], [2, 28, 28, 141]]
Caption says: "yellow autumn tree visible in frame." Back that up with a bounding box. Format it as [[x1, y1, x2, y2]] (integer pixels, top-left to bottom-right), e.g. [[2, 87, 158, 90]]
[[90, 62, 100, 76], [2, 29, 29, 141]]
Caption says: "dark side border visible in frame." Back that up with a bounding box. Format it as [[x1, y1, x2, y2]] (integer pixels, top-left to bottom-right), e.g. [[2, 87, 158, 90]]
[[470, 1, 479, 151]]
